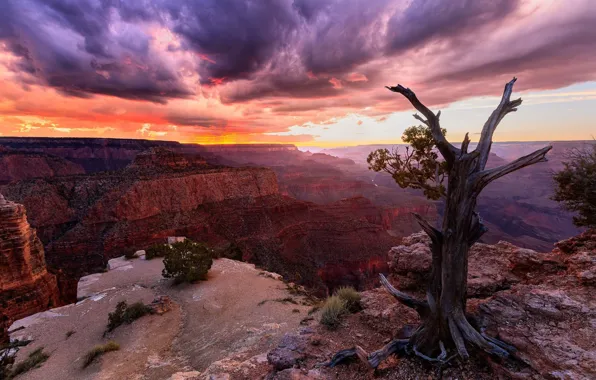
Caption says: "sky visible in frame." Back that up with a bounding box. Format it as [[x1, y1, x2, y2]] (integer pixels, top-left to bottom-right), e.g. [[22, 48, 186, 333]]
[[0, 0, 595, 147]]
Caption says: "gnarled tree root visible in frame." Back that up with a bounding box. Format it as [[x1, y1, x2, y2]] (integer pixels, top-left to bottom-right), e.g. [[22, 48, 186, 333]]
[[322, 339, 409, 368], [321, 323, 513, 369], [320, 275, 515, 369]]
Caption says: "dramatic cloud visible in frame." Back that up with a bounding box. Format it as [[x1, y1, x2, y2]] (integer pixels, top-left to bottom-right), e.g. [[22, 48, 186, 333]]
[[0, 0, 595, 144]]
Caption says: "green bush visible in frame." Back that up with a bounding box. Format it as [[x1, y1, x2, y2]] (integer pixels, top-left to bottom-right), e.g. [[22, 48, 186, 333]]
[[82, 341, 119, 368], [334, 286, 361, 312], [106, 301, 152, 333], [553, 143, 596, 227], [7, 347, 49, 378], [320, 296, 348, 329], [145, 244, 173, 260], [162, 240, 213, 284]]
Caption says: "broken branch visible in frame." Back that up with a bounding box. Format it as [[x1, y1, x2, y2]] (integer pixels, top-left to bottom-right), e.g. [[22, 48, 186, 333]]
[[379, 274, 429, 318], [471, 145, 552, 191], [386, 84, 458, 162], [474, 77, 522, 171]]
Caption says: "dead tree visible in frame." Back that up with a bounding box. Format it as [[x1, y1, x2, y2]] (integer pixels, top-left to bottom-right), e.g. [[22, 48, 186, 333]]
[[325, 78, 552, 367]]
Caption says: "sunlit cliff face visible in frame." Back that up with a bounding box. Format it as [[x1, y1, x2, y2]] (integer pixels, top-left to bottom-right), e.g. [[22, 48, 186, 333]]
[[0, 0, 595, 146]]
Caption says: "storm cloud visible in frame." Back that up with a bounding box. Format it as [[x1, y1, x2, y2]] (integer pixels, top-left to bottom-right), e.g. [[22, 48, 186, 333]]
[[1, 0, 596, 142]]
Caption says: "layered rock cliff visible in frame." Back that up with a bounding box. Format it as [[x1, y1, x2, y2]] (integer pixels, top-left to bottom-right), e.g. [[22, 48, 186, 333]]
[[3, 149, 398, 302], [0, 194, 60, 343], [0, 137, 181, 173], [0, 149, 84, 184]]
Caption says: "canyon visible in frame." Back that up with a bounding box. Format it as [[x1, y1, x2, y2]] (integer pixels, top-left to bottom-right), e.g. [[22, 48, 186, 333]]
[[0, 137, 587, 335], [0, 145, 401, 305], [322, 141, 586, 250]]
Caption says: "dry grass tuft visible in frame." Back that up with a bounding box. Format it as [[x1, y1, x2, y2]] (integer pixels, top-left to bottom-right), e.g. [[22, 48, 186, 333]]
[[82, 341, 120, 368], [320, 295, 348, 329]]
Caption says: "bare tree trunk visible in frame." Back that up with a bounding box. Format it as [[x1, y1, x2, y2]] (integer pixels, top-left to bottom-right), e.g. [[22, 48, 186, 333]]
[[324, 78, 551, 368]]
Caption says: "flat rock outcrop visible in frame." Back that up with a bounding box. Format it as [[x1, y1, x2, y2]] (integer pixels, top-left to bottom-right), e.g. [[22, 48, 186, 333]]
[[7, 258, 315, 380], [0, 194, 60, 342]]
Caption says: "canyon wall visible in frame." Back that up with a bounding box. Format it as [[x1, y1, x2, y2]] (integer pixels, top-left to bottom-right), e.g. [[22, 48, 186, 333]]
[[2, 149, 398, 301], [0, 194, 60, 342], [0, 149, 85, 184], [0, 137, 181, 173]]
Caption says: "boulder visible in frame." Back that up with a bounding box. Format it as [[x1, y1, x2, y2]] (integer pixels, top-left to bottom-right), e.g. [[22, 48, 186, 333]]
[[267, 334, 307, 370]]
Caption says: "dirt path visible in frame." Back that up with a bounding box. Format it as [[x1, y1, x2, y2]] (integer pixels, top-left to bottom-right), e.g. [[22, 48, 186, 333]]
[[8, 258, 314, 380]]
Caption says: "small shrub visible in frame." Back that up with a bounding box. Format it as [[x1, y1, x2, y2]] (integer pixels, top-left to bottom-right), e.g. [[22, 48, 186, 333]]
[[82, 341, 119, 368], [334, 286, 361, 312], [8, 347, 49, 378], [162, 240, 213, 284], [106, 301, 152, 333], [320, 296, 348, 329], [145, 244, 173, 260], [65, 330, 75, 339]]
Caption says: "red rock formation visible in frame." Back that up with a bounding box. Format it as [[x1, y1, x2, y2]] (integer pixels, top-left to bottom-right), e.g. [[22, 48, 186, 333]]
[[0, 150, 84, 184], [3, 149, 398, 301], [0, 194, 60, 342], [387, 229, 596, 379], [200, 144, 298, 154], [128, 147, 208, 171], [0, 137, 182, 173]]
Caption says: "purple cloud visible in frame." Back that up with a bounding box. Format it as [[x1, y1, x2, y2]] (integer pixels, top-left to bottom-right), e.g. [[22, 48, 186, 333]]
[[0, 0, 595, 109]]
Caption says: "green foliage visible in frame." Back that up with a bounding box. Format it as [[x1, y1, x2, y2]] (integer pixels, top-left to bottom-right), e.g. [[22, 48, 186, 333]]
[[162, 240, 214, 284], [334, 286, 361, 312], [106, 301, 152, 333], [553, 143, 596, 227], [367, 125, 448, 200], [320, 295, 348, 329], [6, 347, 49, 378], [145, 244, 173, 260], [82, 341, 120, 368]]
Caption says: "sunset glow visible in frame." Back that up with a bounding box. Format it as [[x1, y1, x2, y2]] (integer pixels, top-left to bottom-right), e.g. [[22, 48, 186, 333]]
[[0, 0, 595, 146]]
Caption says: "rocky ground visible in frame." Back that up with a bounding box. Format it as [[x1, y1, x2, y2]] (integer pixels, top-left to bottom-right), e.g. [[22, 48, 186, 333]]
[[7, 229, 595, 379], [8, 257, 315, 380], [260, 229, 596, 380]]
